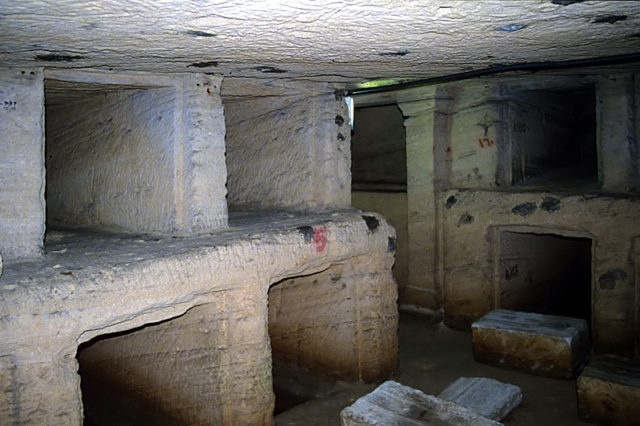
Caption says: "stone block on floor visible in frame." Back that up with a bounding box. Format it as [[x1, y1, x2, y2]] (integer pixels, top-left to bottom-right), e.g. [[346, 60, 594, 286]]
[[577, 355, 640, 426], [340, 380, 501, 425], [471, 309, 589, 378], [438, 377, 522, 421]]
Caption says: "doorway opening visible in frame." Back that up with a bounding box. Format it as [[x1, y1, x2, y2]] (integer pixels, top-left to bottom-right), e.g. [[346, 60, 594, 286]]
[[498, 230, 592, 325]]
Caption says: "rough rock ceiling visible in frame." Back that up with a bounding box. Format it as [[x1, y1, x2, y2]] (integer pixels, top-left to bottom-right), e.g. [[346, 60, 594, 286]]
[[2, 1, 640, 86]]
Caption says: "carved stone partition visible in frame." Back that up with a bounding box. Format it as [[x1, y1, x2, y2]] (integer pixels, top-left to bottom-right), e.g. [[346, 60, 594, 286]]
[[0, 211, 398, 424]]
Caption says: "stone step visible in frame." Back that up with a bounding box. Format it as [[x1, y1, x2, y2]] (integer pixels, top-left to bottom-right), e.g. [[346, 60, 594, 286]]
[[340, 380, 501, 425], [471, 309, 589, 378], [438, 377, 522, 421], [577, 355, 640, 426]]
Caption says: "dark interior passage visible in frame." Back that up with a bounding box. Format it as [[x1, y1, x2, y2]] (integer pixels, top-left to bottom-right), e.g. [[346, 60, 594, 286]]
[[351, 104, 406, 190], [510, 86, 597, 190], [499, 231, 592, 324]]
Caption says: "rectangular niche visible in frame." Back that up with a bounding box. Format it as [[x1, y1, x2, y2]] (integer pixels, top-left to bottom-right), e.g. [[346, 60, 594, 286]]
[[351, 104, 407, 191], [506, 86, 597, 190], [45, 78, 177, 233], [498, 230, 592, 324]]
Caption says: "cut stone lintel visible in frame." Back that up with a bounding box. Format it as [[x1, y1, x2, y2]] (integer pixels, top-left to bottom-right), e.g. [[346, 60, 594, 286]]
[[340, 380, 501, 426], [577, 355, 640, 426], [472, 309, 589, 378], [0, 210, 397, 424]]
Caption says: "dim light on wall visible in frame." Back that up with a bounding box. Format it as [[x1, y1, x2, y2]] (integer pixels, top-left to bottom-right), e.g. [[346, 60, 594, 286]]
[[345, 96, 354, 129]]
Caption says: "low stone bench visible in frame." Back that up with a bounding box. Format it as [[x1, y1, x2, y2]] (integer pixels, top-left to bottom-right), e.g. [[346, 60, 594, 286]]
[[438, 377, 522, 421], [577, 355, 640, 425], [340, 380, 501, 425], [471, 309, 589, 378]]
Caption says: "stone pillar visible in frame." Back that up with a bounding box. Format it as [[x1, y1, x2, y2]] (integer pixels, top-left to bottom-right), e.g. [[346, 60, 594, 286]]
[[269, 255, 398, 382], [0, 340, 82, 424], [597, 74, 635, 193], [179, 74, 228, 232], [397, 88, 448, 316], [0, 68, 45, 260], [77, 290, 273, 424]]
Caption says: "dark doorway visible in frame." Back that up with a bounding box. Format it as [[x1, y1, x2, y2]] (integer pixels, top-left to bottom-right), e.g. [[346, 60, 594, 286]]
[[499, 231, 592, 324]]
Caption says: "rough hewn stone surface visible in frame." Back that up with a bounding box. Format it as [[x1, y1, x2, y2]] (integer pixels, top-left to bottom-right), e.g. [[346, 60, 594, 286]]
[[0, 68, 45, 260], [224, 78, 350, 210], [45, 70, 227, 234], [269, 256, 398, 382], [340, 380, 501, 426], [1, 2, 639, 82], [438, 377, 522, 421], [577, 356, 640, 426], [0, 210, 397, 424], [443, 188, 640, 355], [472, 309, 589, 378]]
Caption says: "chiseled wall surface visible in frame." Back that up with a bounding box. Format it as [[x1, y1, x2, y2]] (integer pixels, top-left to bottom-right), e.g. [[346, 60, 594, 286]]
[[441, 189, 640, 356], [448, 84, 501, 189], [224, 79, 350, 210], [0, 211, 397, 424], [352, 191, 408, 291], [46, 87, 177, 233], [269, 254, 398, 382], [0, 68, 45, 260], [45, 72, 227, 235]]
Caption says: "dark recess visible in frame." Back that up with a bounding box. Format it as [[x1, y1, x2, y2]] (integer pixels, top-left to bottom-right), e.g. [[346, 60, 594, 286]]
[[36, 54, 83, 62], [188, 61, 218, 68], [512, 203, 537, 216], [551, 0, 585, 5], [296, 226, 314, 243], [362, 215, 380, 232], [541, 197, 561, 212], [445, 196, 457, 209], [593, 15, 627, 24], [379, 50, 409, 57], [388, 237, 396, 253], [255, 66, 287, 73], [184, 30, 217, 37], [458, 213, 474, 225]]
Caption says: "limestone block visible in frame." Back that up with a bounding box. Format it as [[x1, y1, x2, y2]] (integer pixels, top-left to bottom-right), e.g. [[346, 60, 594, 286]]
[[471, 309, 589, 378], [577, 355, 640, 426], [438, 377, 522, 421], [340, 380, 501, 426]]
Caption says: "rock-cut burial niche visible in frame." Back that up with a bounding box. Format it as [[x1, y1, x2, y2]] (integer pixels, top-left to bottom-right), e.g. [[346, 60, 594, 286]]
[[44, 78, 177, 234], [507, 86, 597, 190], [498, 230, 592, 327]]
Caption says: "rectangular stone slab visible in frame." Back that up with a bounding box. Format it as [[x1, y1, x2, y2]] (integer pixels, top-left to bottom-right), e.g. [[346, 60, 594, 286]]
[[577, 355, 640, 426], [340, 380, 502, 425], [471, 309, 589, 378], [438, 377, 522, 421]]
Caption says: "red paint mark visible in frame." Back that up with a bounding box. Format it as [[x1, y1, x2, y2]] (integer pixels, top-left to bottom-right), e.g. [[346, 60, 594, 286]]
[[478, 137, 494, 148], [313, 226, 327, 252]]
